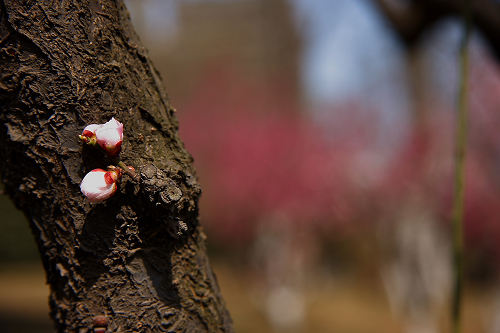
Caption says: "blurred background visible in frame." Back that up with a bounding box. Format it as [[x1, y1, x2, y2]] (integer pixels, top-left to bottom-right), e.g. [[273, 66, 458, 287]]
[[2, 0, 500, 332]]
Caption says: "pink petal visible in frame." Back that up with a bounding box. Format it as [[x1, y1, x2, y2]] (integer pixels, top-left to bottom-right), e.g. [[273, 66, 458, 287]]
[[82, 124, 101, 137], [95, 118, 124, 156]]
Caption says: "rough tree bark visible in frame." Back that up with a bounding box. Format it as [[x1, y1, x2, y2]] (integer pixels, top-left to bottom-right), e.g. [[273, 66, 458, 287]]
[[0, 1, 234, 332]]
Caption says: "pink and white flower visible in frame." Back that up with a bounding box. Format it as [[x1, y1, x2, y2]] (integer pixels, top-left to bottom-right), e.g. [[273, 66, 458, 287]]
[[80, 168, 122, 202], [80, 118, 124, 157]]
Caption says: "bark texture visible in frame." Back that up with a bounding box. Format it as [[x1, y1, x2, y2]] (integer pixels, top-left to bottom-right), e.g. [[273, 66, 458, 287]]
[[0, 1, 234, 332]]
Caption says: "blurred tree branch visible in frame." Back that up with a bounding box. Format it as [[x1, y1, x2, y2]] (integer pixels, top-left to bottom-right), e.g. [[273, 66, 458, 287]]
[[374, 0, 500, 58]]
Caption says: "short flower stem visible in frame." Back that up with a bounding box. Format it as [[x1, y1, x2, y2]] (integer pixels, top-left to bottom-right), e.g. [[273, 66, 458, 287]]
[[116, 160, 140, 182], [78, 135, 96, 146]]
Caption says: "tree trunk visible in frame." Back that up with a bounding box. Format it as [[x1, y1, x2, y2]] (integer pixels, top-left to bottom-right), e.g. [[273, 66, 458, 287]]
[[0, 1, 234, 332]]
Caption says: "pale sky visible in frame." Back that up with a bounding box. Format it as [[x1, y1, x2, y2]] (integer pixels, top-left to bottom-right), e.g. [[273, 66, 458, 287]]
[[125, 0, 473, 148], [125, 0, 410, 111]]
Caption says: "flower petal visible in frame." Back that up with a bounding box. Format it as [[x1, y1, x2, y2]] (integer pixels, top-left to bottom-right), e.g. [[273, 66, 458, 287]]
[[82, 124, 101, 137], [95, 118, 124, 156]]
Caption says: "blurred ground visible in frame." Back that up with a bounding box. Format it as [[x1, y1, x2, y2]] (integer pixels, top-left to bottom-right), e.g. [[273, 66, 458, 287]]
[[0, 261, 496, 333]]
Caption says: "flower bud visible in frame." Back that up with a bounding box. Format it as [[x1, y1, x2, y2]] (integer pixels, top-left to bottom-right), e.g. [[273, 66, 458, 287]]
[[79, 118, 124, 157], [95, 118, 123, 157], [79, 124, 100, 145], [80, 168, 122, 202]]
